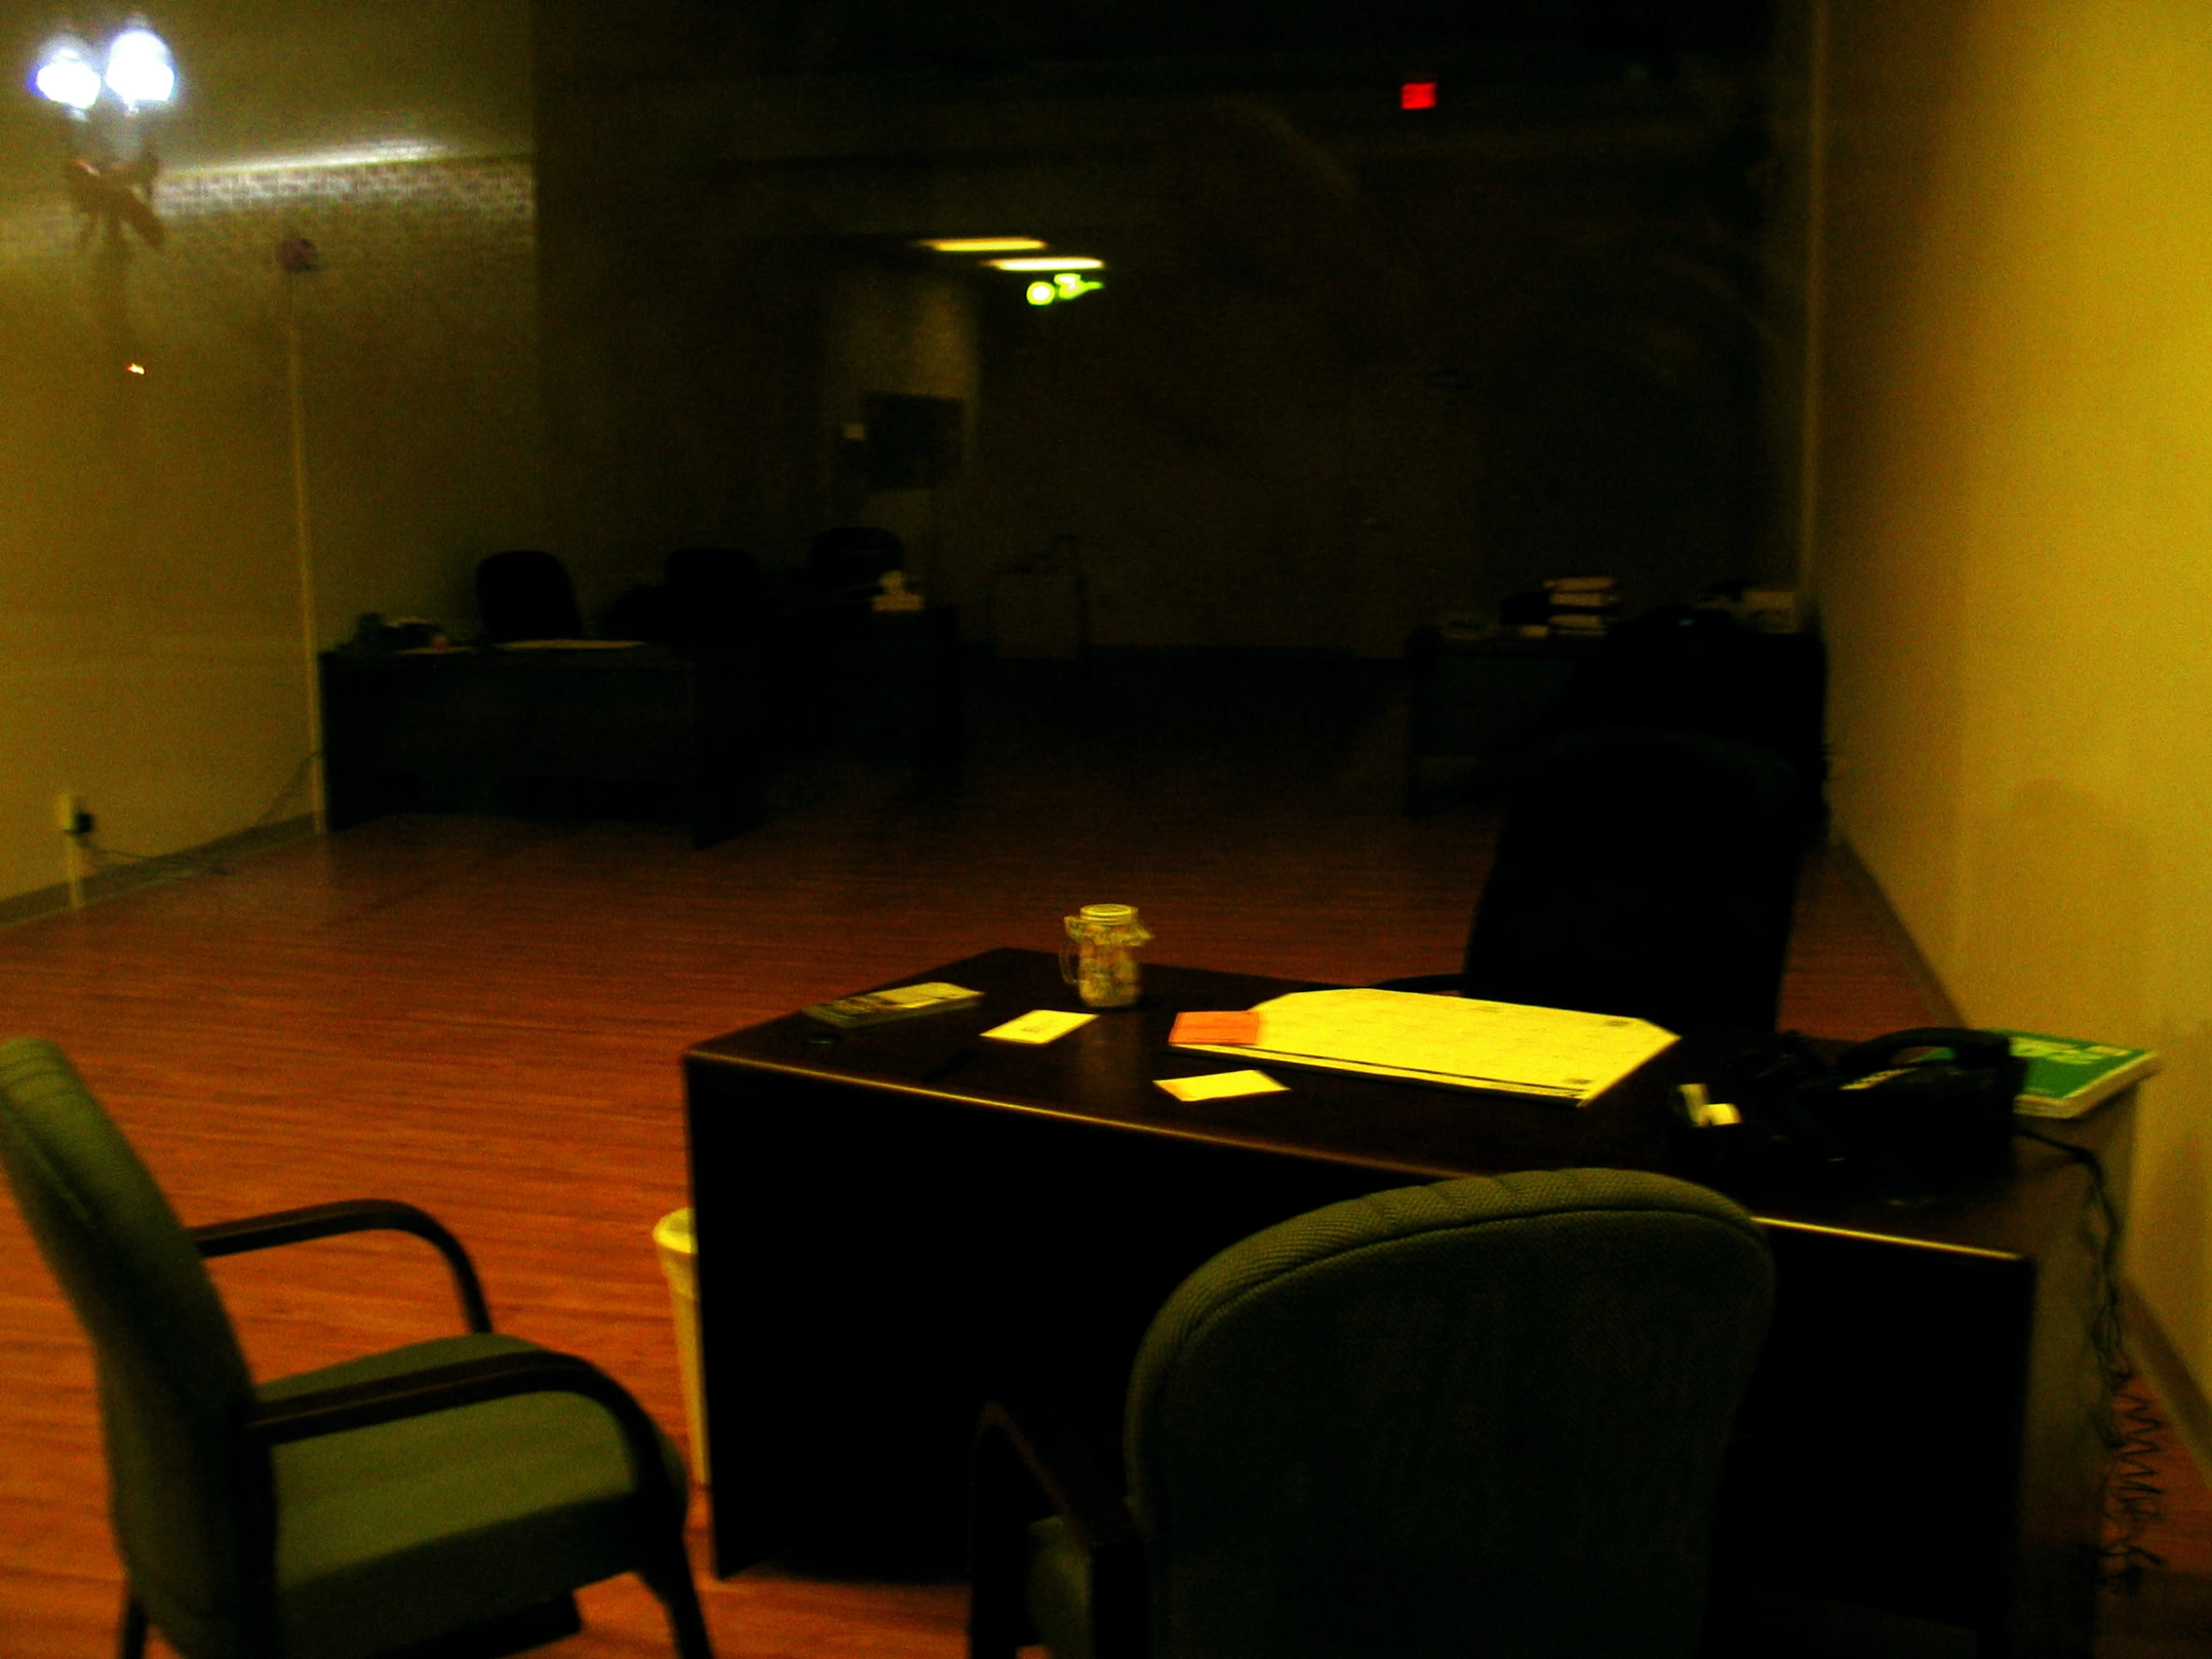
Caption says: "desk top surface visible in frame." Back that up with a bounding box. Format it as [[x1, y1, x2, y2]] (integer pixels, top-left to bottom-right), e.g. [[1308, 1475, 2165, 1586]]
[[688, 946, 2121, 1262], [320, 643, 763, 674]]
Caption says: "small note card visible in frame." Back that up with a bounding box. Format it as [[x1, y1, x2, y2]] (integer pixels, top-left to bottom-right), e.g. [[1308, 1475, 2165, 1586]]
[[1169, 1010, 1264, 1046], [1155, 1069, 1286, 1103], [983, 1009, 1097, 1045]]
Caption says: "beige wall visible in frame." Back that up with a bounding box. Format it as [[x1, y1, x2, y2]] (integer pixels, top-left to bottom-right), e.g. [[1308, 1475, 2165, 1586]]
[[1816, 0, 2212, 1398], [821, 259, 979, 583], [0, 2, 540, 902]]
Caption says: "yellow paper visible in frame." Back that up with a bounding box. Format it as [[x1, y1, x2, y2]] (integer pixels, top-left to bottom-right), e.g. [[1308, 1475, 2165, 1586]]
[[1175, 988, 1676, 1104], [982, 1008, 1096, 1045], [1155, 1070, 1286, 1103]]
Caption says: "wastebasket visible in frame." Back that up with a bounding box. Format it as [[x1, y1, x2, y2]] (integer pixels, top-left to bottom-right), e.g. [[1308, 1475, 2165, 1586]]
[[653, 1208, 710, 1486]]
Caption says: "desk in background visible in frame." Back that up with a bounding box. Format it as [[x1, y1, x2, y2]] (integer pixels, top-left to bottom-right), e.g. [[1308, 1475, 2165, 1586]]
[[320, 645, 767, 848], [814, 604, 962, 769], [1403, 628, 1605, 811], [1405, 622, 1831, 822], [685, 949, 2124, 1659]]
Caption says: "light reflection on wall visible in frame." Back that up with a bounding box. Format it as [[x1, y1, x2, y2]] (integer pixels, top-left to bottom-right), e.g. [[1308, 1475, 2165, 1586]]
[[183, 138, 454, 176], [0, 0, 538, 897], [0, 148, 528, 263], [0, 145, 543, 632]]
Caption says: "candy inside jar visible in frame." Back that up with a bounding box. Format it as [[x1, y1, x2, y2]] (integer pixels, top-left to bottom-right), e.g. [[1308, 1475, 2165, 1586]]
[[1059, 902, 1152, 1009]]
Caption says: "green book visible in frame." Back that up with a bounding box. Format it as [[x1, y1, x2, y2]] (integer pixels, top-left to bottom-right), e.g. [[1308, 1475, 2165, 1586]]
[[1992, 1029, 2162, 1119]]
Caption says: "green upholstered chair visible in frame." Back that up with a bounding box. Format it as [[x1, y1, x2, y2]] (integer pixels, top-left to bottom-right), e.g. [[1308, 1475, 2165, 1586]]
[[969, 1168, 1773, 1659], [0, 1037, 712, 1659]]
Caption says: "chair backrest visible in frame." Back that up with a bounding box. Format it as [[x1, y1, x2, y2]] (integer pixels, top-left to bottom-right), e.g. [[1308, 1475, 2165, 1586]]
[[1462, 724, 1805, 1032], [808, 526, 904, 591], [663, 546, 766, 643], [1125, 1168, 1773, 1659], [476, 549, 584, 643], [1539, 607, 1829, 825], [0, 1039, 273, 1655]]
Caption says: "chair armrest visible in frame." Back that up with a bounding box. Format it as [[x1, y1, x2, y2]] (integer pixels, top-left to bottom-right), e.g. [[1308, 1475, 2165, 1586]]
[[251, 1349, 682, 1521], [971, 1397, 1145, 1659], [977, 1397, 1134, 1554], [1370, 972, 1462, 995], [191, 1200, 493, 1334]]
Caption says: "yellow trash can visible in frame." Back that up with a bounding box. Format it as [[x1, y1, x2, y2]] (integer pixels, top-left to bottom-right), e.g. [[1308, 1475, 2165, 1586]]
[[653, 1208, 710, 1486]]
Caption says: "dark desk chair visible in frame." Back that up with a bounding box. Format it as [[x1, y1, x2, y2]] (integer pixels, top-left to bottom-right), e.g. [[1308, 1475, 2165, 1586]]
[[664, 546, 767, 645], [477, 548, 585, 643], [808, 526, 905, 600], [970, 1169, 1773, 1659], [1383, 725, 1806, 1033], [1540, 607, 1829, 827], [0, 1038, 712, 1659]]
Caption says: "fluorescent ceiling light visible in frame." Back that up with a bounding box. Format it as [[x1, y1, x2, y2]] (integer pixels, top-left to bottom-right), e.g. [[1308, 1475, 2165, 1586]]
[[32, 34, 102, 112], [918, 237, 1046, 254], [988, 256, 1103, 272], [104, 21, 176, 109]]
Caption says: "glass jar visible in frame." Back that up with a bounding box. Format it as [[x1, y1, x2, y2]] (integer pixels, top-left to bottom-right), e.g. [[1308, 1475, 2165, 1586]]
[[1060, 902, 1152, 1009]]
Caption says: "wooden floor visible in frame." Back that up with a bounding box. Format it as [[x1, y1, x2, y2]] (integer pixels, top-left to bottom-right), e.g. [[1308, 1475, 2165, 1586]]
[[0, 657, 2201, 1657]]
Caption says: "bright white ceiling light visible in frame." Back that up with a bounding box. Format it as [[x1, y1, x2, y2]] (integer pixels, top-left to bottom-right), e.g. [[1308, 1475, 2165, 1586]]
[[104, 19, 176, 110], [32, 33, 103, 113], [988, 256, 1104, 272]]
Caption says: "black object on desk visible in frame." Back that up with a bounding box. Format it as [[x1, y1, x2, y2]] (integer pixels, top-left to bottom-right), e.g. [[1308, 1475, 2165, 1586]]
[[476, 549, 584, 643], [320, 644, 767, 848], [685, 948, 2123, 1659]]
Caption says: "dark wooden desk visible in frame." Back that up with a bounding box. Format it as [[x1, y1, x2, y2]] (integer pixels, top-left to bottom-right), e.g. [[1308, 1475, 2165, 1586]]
[[685, 949, 2122, 1659], [320, 645, 767, 847], [1404, 628, 1605, 810], [819, 605, 962, 769]]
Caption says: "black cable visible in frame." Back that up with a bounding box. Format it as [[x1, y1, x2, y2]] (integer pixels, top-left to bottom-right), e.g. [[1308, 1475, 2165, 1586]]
[[78, 752, 321, 882], [2011, 1123, 2166, 1590], [2106, 1382, 2168, 1591]]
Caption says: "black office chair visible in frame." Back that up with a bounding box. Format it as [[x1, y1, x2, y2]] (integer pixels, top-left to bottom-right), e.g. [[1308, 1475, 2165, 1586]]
[[1540, 607, 1829, 826], [477, 549, 585, 643], [970, 1168, 1775, 1659], [1382, 725, 1806, 1033], [808, 526, 905, 598], [664, 546, 767, 644]]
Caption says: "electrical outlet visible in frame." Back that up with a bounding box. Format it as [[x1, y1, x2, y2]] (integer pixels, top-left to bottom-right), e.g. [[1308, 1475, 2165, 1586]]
[[54, 793, 93, 836]]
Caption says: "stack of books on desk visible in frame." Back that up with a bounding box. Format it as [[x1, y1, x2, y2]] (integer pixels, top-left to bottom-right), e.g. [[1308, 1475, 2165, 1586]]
[[1544, 575, 1619, 637]]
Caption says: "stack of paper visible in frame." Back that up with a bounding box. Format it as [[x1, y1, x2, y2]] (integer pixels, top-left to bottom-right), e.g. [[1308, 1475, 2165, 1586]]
[[1173, 988, 1677, 1105]]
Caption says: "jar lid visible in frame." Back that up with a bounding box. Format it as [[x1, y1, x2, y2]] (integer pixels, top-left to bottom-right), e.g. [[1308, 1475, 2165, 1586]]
[[1079, 902, 1138, 924]]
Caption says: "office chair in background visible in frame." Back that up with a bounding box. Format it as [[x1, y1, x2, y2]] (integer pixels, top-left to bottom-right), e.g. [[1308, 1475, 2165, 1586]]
[[476, 548, 586, 643], [1541, 606, 1829, 828], [0, 1038, 713, 1659], [808, 526, 906, 599], [663, 546, 769, 645], [1382, 725, 1807, 1033], [970, 1168, 1775, 1659]]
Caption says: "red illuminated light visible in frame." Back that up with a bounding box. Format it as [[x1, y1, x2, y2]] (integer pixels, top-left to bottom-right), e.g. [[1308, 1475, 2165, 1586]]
[[1400, 80, 1437, 111]]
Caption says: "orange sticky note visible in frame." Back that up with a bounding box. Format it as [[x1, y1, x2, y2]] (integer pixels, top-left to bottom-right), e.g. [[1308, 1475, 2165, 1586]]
[[1170, 1010, 1263, 1046]]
